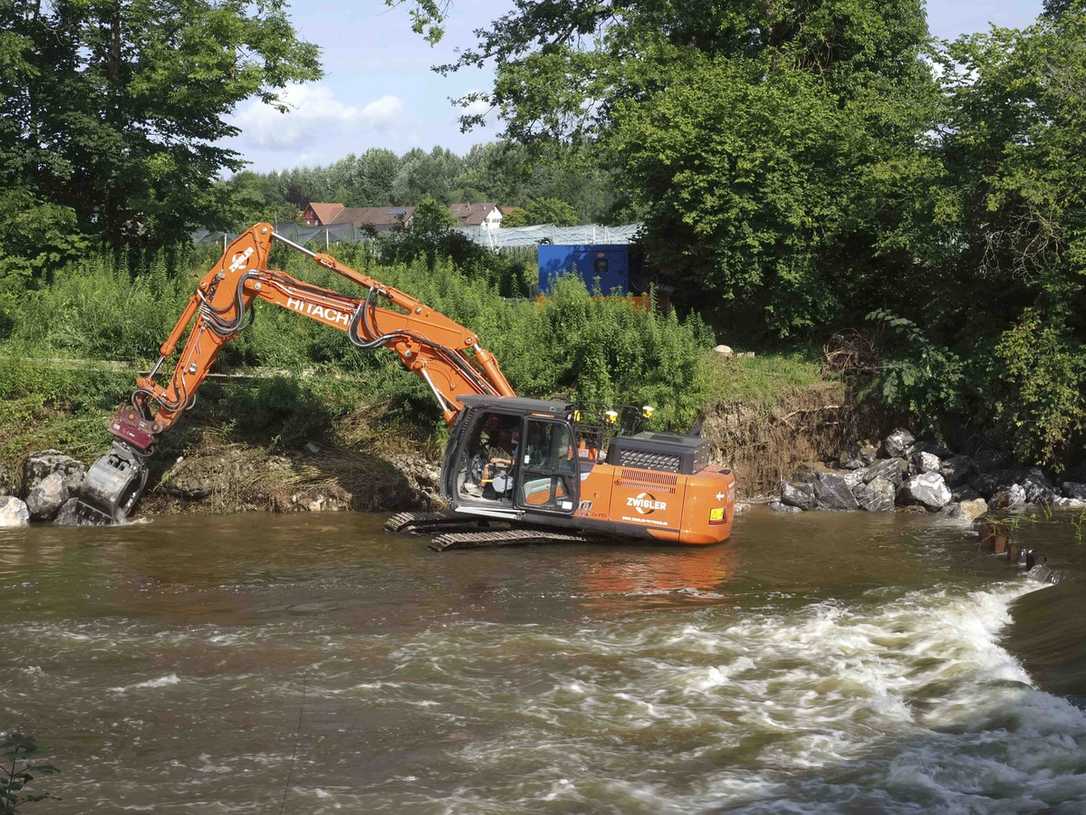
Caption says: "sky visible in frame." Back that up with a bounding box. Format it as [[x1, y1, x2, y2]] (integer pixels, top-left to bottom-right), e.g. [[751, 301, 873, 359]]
[[225, 1, 1046, 173]]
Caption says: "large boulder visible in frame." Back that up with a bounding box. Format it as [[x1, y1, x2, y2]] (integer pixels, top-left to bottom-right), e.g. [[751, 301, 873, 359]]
[[853, 477, 896, 512], [862, 457, 908, 487], [0, 496, 30, 527], [780, 480, 817, 511], [1062, 482, 1086, 500], [902, 472, 952, 510], [912, 451, 941, 475], [813, 472, 859, 511], [940, 455, 976, 487], [881, 428, 915, 459], [22, 450, 86, 521]]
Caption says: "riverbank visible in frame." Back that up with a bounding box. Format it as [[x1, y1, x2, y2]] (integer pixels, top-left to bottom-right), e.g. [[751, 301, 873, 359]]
[[5, 350, 1085, 529]]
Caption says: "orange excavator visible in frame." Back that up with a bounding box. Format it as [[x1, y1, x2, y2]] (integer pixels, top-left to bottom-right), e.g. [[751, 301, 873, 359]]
[[77, 223, 736, 548]]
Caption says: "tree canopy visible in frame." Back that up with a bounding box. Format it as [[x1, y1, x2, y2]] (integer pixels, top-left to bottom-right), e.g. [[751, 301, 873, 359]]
[[0, 0, 320, 260]]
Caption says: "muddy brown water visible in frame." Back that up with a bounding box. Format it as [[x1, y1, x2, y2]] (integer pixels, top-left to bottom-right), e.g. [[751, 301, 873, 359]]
[[1, 509, 1084, 813]]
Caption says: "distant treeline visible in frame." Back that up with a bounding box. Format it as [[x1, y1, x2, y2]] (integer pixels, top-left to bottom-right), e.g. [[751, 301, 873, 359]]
[[221, 143, 631, 230]]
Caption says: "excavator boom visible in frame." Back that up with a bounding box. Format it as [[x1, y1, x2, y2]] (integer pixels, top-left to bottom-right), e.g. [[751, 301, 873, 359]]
[[78, 223, 514, 522]]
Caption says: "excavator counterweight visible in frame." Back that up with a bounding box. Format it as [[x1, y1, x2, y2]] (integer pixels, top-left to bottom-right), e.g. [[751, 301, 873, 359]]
[[78, 224, 736, 547]]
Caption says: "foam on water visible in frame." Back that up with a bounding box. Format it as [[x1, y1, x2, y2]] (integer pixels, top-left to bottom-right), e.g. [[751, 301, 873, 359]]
[[383, 577, 1086, 813]]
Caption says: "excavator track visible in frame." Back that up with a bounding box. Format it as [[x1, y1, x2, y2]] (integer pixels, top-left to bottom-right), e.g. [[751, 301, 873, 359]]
[[429, 528, 589, 551], [384, 511, 497, 535]]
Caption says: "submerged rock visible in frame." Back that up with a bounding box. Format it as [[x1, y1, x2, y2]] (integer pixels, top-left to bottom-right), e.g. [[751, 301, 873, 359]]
[[903, 472, 952, 510], [881, 428, 915, 459], [853, 477, 895, 512], [0, 496, 30, 528], [22, 450, 86, 521]]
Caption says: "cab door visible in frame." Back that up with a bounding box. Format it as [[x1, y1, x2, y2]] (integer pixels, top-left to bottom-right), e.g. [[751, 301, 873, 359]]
[[515, 418, 580, 514]]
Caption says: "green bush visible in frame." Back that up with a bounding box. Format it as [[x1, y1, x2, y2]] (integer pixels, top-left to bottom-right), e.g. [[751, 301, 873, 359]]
[[992, 310, 1086, 467], [0, 252, 717, 437]]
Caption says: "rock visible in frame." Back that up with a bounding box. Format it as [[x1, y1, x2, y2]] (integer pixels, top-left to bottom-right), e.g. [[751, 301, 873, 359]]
[[960, 498, 988, 521], [769, 500, 801, 513], [713, 344, 734, 357], [1021, 468, 1056, 504], [902, 472, 952, 510], [53, 498, 109, 527], [813, 472, 859, 511], [842, 469, 866, 489], [1062, 482, 1086, 500], [940, 455, 976, 487], [853, 477, 896, 512], [304, 441, 321, 455], [991, 484, 1027, 510], [972, 468, 1055, 504], [943, 497, 988, 522], [859, 444, 878, 466], [1054, 496, 1086, 510], [0, 496, 30, 527], [162, 473, 212, 501], [837, 454, 865, 471], [912, 451, 941, 474], [780, 480, 817, 511], [734, 502, 751, 514], [952, 485, 981, 502], [21, 450, 86, 521], [862, 458, 908, 487], [881, 428, 915, 459]]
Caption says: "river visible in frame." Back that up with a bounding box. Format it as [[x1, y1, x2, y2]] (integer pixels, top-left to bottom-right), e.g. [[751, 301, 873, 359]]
[[1, 509, 1084, 813]]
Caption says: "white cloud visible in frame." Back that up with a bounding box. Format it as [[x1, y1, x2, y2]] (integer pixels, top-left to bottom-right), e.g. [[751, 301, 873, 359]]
[[461, 98, 492, 118], [233, 83, 405, 151]]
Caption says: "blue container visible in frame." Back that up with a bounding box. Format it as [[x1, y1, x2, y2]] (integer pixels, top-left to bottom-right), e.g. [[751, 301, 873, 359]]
[[537, 245, 630, 294]]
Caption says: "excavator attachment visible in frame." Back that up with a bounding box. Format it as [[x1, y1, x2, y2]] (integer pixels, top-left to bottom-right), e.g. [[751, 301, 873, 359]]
[[76, 407, 154, 523], [79, 442, 149, 523]]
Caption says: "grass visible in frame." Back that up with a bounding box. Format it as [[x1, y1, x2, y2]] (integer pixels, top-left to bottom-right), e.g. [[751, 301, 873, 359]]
[[706, 350, 828, 409]]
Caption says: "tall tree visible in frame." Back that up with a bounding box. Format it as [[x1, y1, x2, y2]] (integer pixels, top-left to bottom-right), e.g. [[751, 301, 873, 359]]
[[0, 0, 319, 253]]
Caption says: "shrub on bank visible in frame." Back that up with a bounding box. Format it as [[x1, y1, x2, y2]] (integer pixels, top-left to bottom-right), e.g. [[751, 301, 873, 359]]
[[0, 253, 717, 438]]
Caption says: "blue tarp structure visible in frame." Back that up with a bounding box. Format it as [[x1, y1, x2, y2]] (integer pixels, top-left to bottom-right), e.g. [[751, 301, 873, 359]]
[[537, 244, 630, 294]]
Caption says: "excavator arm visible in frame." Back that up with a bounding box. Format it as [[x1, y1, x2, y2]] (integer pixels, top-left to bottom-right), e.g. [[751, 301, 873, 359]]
[[80, 222, 515, 522]]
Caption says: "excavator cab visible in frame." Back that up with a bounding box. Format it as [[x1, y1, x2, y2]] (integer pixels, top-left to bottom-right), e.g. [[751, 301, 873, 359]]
[[442, 396, 581, 519]]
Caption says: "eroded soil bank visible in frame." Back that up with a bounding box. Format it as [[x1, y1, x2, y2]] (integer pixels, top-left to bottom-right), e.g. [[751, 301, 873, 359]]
[[2, 382, 866, 522]]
